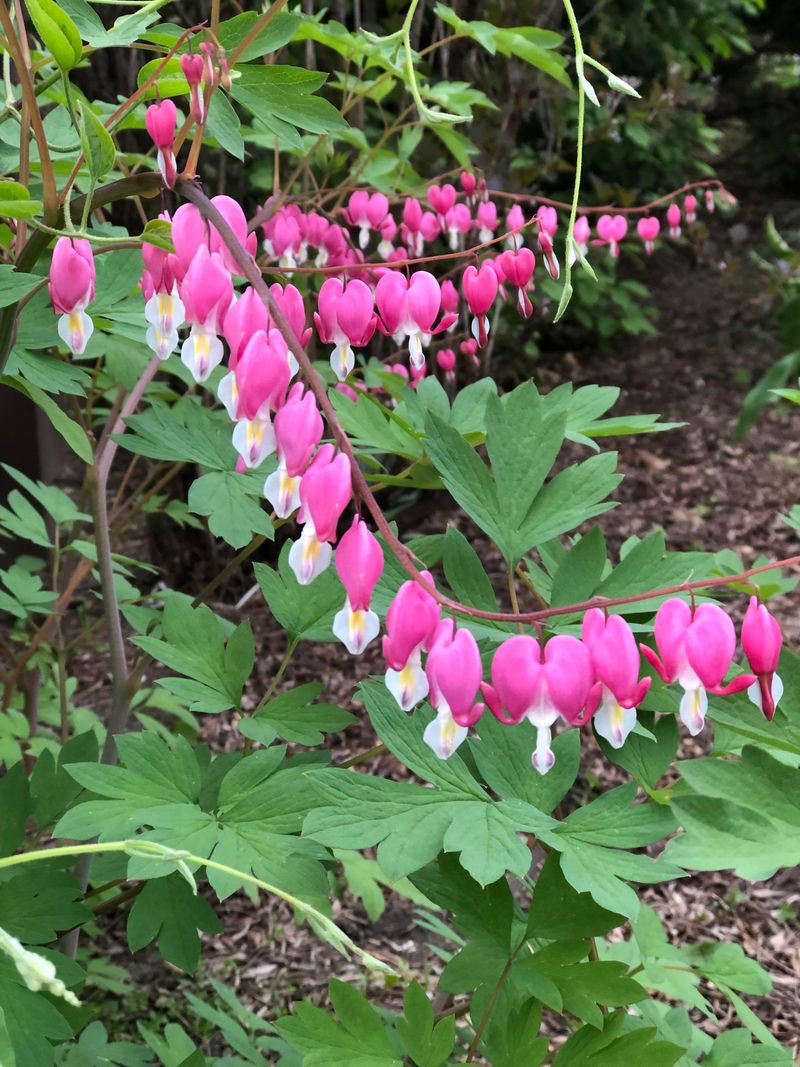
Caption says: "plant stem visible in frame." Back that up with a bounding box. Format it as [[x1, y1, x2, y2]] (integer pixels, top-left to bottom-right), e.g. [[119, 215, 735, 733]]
[[88, 464, 130, 765], [0, 840, 393, 973], [243, 638, 299, 752], [554, 0, 586, 321]]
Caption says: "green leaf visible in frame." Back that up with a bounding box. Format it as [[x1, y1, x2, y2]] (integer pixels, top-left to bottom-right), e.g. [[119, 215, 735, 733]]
[[470, 714, 580, 815], [441, 526, 501, 614], [0, 869, 90, 943], [0, 264, 43, 306], [127, 873, 221, 973], [0, 957, 74, 1067], [597, 711, 679, 788], [0, 183, 43, 221], [515, 451, 621, 551], [0, 764, 29, 855], [665, 746, 800, 876], [76, 101, 116, 180], [423, 411, 502, 545], [486, 383, 566, 539], [187, 471, 273, 549], [396, 981, 455, 1067], [526, 853, 624, 940], [205, 92, 244, 161], [231, 65, 348, 136], [306, 681, 556, 885], [140, 217, 174, 251], [254, 543, 343, 643], [238, 682, 355, 746], [0, 377, 92, 463], [132, 600, 254, 713], [217, 11, 301, 62], [275, 980, 401, 1066], [549, 528, 607, 607]]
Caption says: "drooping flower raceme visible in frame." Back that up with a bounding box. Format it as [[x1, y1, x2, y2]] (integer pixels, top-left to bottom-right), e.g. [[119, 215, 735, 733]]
[[333, 517, 384, 655], [382, 572, 441, 711], [581, 610, 651, 748], [482, 634, 600, 774], [314, 277, 376, 381], [265, 383, 323, 517], [289, 447, 352, 585], [424, 620, 484, 758], [640, 599, 755, 735], [49, 237, 96, 356], [741, 596, 783, 720], [145, 99, 178, 189]]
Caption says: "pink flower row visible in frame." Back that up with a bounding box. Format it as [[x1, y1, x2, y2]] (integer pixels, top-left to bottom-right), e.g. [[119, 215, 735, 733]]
[[380, 570, 782, 770]]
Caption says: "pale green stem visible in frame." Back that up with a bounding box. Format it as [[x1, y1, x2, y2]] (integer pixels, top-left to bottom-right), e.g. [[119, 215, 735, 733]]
[[555, 0, 587, 322], [0, 841, 393, 974]]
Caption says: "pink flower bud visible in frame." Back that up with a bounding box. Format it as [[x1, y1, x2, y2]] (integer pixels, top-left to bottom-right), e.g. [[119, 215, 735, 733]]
[[460, 171, 477, 196], [49, 237, 95, 316], [300, 450, 352, 543], [441, 278, 459, 314], [335, 516, 383, 612], [425, 619, 484, 747], [269, 282, 311, 349], [223, 287, 268, 369], [573, 215, 591, 248], [462, 263, 498, 347], [582, 609, 651, 747], [180, 246, 233, 332], [274, 383, 323, 476], [235, 329, 291, 420], [437, 348, 456, 372], [145, 99, 178, 186], [536, 206, 558, 236], [667, 203, 681, 238], [332, 516, 383, 656], [49, 237, 96, 355], [596, 214, 628, 257], [382, 572, 441, 673], [476, 200, 498, 241], [636, 216, 660, 255], [684, 194, 697, 224], [741, 597, 783, 720]]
